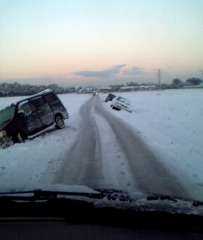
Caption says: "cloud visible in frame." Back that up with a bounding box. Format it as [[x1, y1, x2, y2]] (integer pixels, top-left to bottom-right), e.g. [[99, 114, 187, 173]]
[[124, 66, 144, 75], [74, 64, 126, 78]]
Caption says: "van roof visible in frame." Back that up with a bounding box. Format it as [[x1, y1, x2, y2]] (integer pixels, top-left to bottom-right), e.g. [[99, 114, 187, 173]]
[[18, 89, 53, 104], [0, 89, 54, 112]]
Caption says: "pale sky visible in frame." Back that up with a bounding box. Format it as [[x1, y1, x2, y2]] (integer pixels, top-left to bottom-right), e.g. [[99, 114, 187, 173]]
[[0, 0, 203, 87]]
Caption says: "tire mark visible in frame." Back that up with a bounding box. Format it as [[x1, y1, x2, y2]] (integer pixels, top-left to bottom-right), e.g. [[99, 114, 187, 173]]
[[54, 97, 104, 189], [94, 98, 189, 199]]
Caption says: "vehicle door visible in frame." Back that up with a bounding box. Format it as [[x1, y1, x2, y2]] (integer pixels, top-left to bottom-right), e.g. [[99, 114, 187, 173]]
[[29, 97, 54, 128], [43, 92, 62, 114], [18, 101, 43, 135]]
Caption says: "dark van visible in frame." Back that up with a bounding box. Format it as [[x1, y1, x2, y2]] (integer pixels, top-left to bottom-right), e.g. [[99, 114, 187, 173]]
[[0, 89, 69, 147]]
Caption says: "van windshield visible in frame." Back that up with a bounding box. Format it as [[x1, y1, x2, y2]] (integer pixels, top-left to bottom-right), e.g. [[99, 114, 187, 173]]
[[0, 106, 16, 125]]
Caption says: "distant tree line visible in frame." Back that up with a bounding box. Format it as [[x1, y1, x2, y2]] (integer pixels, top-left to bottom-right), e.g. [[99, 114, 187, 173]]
[[125, 77, 202, 90], [170, 77, 202, 89], [0, 83, 76, 97], [0, 77, 202, 97]]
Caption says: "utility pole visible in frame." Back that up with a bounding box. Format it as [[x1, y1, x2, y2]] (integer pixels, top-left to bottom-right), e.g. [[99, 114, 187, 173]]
[[158, 69, 161, 89]]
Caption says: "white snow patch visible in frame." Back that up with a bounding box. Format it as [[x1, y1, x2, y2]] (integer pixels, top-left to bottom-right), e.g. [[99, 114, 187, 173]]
[[100, 89, 203, 200], [0, 90, 203, 202]]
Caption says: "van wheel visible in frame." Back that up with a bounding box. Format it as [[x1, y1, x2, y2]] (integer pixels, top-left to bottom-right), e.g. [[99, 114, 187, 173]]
[[55, 116, 65, 129]]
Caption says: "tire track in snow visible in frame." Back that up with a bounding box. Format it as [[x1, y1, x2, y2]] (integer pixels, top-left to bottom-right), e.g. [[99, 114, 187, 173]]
[[94, 97, 189, 199], [54, 97, 104, 189], [54, 96, 189, 199], [92, 105, 138, 192]]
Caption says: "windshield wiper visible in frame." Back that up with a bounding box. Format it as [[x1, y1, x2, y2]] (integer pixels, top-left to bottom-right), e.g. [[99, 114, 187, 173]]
[[1, 189, 203, 214], [0, 189, 103, 202], [0, 189, 203, 205]]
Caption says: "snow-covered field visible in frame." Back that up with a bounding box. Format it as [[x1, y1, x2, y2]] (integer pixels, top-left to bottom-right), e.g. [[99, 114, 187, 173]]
[[0, 89, 203, 201], [101, 89, 203, 196]]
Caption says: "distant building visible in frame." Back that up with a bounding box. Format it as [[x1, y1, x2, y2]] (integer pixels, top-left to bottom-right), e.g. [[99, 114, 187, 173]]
[[99, 87, 113, 93], [184, 84, 203, 89], [120, 86, 136, 91]]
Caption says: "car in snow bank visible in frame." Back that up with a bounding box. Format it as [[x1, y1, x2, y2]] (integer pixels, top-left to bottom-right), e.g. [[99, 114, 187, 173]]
[[0, 89, 69, 147], [111, 96, 133, 112], [105, 93, 116, 102]]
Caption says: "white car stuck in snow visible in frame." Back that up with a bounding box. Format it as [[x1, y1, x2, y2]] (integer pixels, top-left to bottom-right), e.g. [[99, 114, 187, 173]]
[[111, 96, 133, 112]]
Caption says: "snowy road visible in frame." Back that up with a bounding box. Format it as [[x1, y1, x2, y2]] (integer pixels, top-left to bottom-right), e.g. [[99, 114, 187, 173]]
[[54, 95, 189, 198]]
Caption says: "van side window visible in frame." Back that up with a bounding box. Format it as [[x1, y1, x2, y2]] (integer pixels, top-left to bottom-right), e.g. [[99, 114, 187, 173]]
[[43, 93, 58, 103], [19, 103, 32, 116], [30, 97, 46, 109]]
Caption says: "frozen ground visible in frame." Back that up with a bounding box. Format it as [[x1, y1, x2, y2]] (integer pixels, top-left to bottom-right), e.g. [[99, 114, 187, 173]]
[[0, 89, 203, 203], [101, 89, 203, 200]]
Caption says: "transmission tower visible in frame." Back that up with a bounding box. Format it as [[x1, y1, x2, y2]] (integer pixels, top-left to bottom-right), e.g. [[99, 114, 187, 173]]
[[158, 69, 161, 89]]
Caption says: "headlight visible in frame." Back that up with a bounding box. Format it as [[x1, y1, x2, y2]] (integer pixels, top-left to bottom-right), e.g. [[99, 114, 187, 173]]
[[0, 130, 7, 138]]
